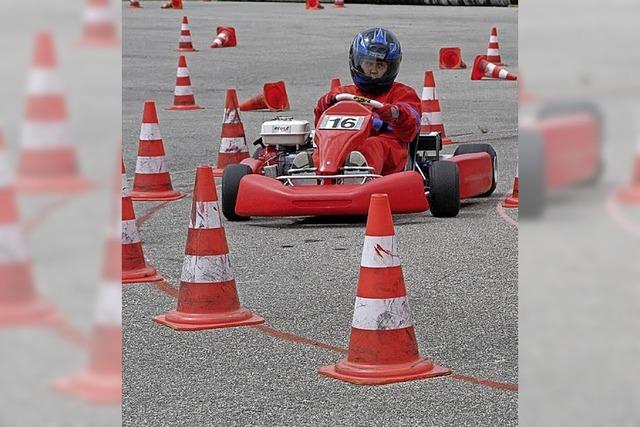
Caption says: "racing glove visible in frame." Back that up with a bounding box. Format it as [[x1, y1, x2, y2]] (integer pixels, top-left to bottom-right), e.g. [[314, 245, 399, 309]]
[[376, 103, 400, 123], [315, 93, 336, 116]]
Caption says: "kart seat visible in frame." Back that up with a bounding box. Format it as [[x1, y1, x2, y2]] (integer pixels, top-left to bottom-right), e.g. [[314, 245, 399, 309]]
[[405, 131, 442, 172]]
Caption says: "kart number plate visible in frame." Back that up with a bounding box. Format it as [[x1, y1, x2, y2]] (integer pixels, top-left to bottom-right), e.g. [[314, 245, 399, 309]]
[[318, 115, 364, 131]]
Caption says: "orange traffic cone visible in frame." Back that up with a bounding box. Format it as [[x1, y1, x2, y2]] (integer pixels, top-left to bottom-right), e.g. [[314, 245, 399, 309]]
[[77, 0, 119, 47], [439, 47, 466, 69], [0, 131, 57, 326], [334, 0, 346, 7], [161, 0, 183, 9], [166, 55, 202, 110], [129, 0, 142, 8], [617, 143, 640, 204], [330, 77, 342, 91], [503, 167, 519, 208], [471, 55, 518, 81], [419, 71, 454, 145], [210, 26, 237, 48], [306, 0, 324, 9], [17, 32, 94, 193], [239, 81, 290, 112], [177, 16, 197, 52], [318, 194, 450, 385], [130, 101, 184, 201], [213, 89, 250, 177], [121, 158, 164, 284], [486, 27, 504, 66], [154, 165, 265, 331]]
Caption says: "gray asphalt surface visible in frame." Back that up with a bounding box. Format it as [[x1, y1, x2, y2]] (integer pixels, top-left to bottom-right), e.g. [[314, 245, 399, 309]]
[[123, 2, 518, 426]]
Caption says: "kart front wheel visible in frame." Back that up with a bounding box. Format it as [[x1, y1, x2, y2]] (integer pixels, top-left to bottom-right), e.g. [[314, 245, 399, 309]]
[[222, 164, 252, 221], [428, 160, 460, 218]]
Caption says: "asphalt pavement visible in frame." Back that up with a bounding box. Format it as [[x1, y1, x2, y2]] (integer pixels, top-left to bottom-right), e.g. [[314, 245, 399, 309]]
[[123, 2, 518, 426]]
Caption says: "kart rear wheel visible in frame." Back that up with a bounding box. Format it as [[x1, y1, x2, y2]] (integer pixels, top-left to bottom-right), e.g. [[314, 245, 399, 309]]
[[428, 160, 460, 217], [453, 143, 498, 196], [222, 164, 252, 221]]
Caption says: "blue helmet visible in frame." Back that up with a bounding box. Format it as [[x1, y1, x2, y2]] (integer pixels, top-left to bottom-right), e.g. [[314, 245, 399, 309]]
[[349, 28, 402, 95]]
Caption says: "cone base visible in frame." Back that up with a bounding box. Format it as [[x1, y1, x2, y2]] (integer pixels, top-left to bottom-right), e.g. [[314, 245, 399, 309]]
[[165, 104, 204, 111], [122, 265, 164, 284], [318, 358, 451, 386], [176, 48, 198, 52], [617, 185, 640, 204], [52, 371, 121, 405], [153, 309, 265, 331], [15, 175, 95, 194], [129, 189, 185, 202], [0, 300, 57, 327], [502, 196, 519, 208]]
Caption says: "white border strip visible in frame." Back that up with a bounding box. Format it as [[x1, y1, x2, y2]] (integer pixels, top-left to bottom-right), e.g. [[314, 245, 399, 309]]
[[352, 296, 412, 330], [135, 156, 168, 174], [360, 235, 400, 268], [122, 219, 141, 245], [181, 254, 234, 283], [189, 201, 223, 229], [0, 225, 28, 263]]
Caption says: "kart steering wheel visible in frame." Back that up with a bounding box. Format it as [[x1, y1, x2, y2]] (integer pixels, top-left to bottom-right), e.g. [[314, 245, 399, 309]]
[[334, 93, 384, 109]]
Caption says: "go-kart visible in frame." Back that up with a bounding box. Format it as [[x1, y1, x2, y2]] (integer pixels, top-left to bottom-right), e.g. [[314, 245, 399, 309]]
[[221, 93, 497, 220]]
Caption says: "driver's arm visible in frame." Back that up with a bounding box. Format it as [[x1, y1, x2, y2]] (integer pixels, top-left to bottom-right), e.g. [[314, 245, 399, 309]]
[[376, 87, 422, 143]]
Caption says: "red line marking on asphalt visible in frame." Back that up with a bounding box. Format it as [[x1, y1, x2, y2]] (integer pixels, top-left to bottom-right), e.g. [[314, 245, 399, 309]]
[[496, 199, 518, 227], [251, 324, 349, 355], [153, 280, 179, 298], [47, 312, 89, 349], [24, 195, 75, 233], [136, 200, 174, 227], [606, 193, 640, 237], [450, 373, 518, 393]]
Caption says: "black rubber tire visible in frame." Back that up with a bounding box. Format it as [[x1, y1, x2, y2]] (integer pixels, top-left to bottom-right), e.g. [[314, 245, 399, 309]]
[[519, 127, 545, 219], [428, 161, 460, 217], [221, 164, 252, 221], [453, 143, 498, 197]]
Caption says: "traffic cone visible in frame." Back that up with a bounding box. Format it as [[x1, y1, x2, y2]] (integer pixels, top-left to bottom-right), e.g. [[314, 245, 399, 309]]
[[77, 0, 119, 47], [334, 0, 346, 7], [130, 101, 184, 201], [129, 0, 142, 8], [330, 77, 342, 91], [0, 131, 56, 326], [419, 71, 454, 145], [177, 16, 197, 52], [439, 47, 466, 69], [210, 26, 237, 48], [121, 158, 164, 284], [471, 55, 518, 81], [617, 142, 640, 203], [17, 32, 94, 193], [503, 167, 519, 208], [165, 55, 203, 110], [318, 194, 450, 385], [306, 0, 324, 9], [239, 81, 290, 112], [161, 0, 183, 9], [153, 165, 265, 331], [213, 89, 250, 177], [486, 27, 504, 66]]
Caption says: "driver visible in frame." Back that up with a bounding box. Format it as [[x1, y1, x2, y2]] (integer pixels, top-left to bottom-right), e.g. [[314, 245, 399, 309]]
[[298, 27, 422, 175]]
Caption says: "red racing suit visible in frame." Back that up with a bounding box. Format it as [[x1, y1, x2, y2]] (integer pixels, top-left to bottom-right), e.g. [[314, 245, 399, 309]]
[[313, 82, 422, 175]]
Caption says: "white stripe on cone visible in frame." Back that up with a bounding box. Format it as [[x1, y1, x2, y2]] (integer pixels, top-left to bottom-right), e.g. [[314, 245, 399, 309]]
[[220, 137, 248, 153], [139, 123, 161, 141], [27, 70, 63, 95], [135, 156, 168, 174], [84, 7, 113, 23], [421, 87, 436, 100], [498, 69, 508, 79], [0, 225, 28, 263], [22, 122, 71, 149], [223, 108, 240, 124], [174, 85, 193, 96], [94, 284, 122, 326], [178, 36, 191, 44], [420, 111, 443, 126], [360, 235, 400, 268], [121, 174, 130, 197], [181, 24, 189, 31], [189, 201, 223, 229], [180, 254, 234, 283], [351, 296, 412, 330], [487, 49, 500, 56], [489, 35, 498, 43], [121, 219, 141, 245]]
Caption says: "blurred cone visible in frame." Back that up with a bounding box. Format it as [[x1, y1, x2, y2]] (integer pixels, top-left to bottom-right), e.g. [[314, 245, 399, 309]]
[[0, 131, 56, 326], [330, 77, 341, 91], [131, 101, 184, 201], [486, 27, 504, 66], [177, 16, 198, 52], [419, 71, 453, 145], [210, 26, 237, 48], [439, 47, 466, 69], [213, 89, 250, 177], [239, 81, 290, 112], [306, 0, 324, 9], [334, 0, 345, 7], [161, 0, 183, 8], [166, 55, 203, 110], [471, 55, 518, 81], [77, 0, 119, 47], [129, 0, 142, 8], [617, 143, 640, 203], [17, 32, 94, 193], [318, 194, 450, 385], [503, 167, 519, 208], [121, 158, 164, 284], [154, 165, 265, 331]]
